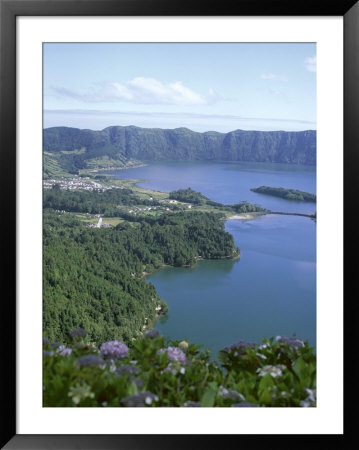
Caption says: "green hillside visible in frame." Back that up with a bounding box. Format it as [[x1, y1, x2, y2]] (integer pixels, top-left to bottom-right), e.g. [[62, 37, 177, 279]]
[[43, 126, 316, 175]]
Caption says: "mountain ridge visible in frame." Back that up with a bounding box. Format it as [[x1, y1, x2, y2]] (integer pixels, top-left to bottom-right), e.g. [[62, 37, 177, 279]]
[[43, 125, 316, 175]]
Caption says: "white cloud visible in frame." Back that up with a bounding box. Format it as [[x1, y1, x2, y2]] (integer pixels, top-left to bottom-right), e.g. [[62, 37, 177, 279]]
[[52, 77, 221, 106], [260, 73, 287, 81], [304, 56, 316, 72]]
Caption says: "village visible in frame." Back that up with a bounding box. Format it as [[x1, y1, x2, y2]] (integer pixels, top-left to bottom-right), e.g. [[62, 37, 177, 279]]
[[44, 175, 194, 230], [86, 200, 193, 229], [43, 176, 117, 192]]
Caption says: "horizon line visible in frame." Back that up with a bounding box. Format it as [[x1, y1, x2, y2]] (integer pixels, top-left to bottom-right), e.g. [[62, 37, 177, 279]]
[[43, 123, 317, 135]]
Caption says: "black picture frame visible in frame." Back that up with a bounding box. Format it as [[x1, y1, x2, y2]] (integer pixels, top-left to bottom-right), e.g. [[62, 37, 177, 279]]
[[1, 0, 356, 448]]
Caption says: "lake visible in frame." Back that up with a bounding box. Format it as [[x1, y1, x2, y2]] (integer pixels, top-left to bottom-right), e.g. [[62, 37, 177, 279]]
[[108, 161, 316, 356]]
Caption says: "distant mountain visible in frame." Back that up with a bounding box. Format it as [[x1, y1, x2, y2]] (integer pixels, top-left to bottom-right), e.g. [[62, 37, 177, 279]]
[[43, 125, 316, 174]]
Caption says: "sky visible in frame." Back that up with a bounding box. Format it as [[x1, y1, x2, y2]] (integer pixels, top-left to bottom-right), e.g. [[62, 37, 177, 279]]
[[43, 43, 316, 133]]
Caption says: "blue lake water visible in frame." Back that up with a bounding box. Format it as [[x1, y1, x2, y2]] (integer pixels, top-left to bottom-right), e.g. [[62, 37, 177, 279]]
[[108, 161, 316, 356]]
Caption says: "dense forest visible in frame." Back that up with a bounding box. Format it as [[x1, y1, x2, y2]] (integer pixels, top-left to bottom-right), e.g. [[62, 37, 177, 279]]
[[169, 187, 222, 206], [251, 186, 316, 202], [43, 126, 316, 176], [43, 203, 239, 344]]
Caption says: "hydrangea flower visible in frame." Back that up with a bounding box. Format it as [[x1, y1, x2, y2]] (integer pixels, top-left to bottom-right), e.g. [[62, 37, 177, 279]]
[[258, 343, 270, 350], [222, 340, 257, 354], [257, 364, 286, 378], [50, 342, 63, 349], [121, 391, 159, 407], [115, 365, 139, 376], [157, 347, 186, 365], [218, 386, 245, 401], [42, 337, 49, 346], [275, 336, 304, 349], [178, 340, 189, 351], [68, 382, 95, 405], [100, 341, 129, 359], [144, 329, 161, 339], [56, 346, 72, 357], [160, 362, 185, 376], [300, 388, 316, 407], [77, 354, 105, 368], [70, 327, 87, 340], [132, 377, 144, 389], [160, 365, 172, 375], [43, 350, 54, 357]]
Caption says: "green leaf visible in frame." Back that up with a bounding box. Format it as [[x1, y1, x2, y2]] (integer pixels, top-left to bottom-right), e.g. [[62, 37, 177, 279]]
[[292, 358, 310, 383], [127, 381, 138, 396], [258, 374, 274, 390], [201, 388, 217, 407], [258, 387, 272, 405]]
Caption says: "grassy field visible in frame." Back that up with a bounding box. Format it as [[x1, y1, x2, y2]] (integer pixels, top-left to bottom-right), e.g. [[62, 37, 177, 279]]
[[73, 213, 126, 227], [73, 213, 98, 224], [101, 217, 125, 226], [60, 148, 86, 155], [43, 153, 73, 179]]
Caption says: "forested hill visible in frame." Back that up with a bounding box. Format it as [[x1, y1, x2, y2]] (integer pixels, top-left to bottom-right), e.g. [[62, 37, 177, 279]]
[[43, 126, 316, 172], [43, 209, 239, 343]]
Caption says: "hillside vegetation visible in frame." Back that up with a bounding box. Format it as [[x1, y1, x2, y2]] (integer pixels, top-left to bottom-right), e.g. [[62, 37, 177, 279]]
[[43, 204, 239, 344], [43, 126, 316, 175]]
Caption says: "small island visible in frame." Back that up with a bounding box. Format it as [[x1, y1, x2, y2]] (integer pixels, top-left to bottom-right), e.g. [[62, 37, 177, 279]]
[[251, 186, 316, 203]]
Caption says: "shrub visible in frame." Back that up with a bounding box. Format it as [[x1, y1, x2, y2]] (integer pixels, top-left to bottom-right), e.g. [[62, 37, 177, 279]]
[[43, 331, 316, 407]]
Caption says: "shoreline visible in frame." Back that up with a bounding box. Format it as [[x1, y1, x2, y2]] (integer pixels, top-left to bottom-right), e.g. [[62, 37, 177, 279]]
[[227, 212, 265, 221], [142, 251, 241, 279], [227, 211, 316, 221], [86, 162, 148, 173]]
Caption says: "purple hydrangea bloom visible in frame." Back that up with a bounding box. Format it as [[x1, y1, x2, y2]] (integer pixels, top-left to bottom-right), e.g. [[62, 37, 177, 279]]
[[218, 386, 245, 401], [43, 350, 54, 357], [132, 377, 144, 389], [157, 347, 186, 365], [42, 338, 49, 346], [70, 328, 87, 340], [77, 354, 104, 368], [222, 340, 257, 354], [114, 365, 139, 377], [100, 341, 129, 359], [275, 336, 305, 349], [56, 346, 72, 357], [144, 329, 161, 339], [121, 391, 159, 407], [50, 342, 63, 349]]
